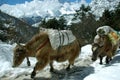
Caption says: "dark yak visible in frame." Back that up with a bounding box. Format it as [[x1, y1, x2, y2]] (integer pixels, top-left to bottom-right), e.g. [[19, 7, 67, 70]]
[[91, 26, 119, 64], [91, 35, 118, 64]]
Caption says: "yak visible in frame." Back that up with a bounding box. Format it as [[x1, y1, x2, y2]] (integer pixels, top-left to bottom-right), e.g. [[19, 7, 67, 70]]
[[12, 30, 81, 78], [91, 26, 119, 64], [91, 35, 118, 64]]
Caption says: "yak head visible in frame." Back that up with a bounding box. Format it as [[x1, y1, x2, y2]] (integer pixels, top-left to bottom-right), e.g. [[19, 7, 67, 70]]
[[12, 43, 27, 67], [91, 43, 100, 61]]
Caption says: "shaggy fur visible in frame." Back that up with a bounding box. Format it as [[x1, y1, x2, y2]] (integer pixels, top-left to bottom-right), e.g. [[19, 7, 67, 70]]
[[92, 26, 119, 64], [92, 35, 118, 64], [13, 32, 81, 78]]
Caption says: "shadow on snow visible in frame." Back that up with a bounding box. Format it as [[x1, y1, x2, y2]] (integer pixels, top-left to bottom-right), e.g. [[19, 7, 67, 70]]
[[23, 66, 94, 80], [110, 49, 120, 64]]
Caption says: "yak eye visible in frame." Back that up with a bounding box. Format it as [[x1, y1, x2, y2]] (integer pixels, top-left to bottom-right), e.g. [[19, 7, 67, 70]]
[[16, 48, 24, 52], [17, 48, 22, 51], [16, 48, 26, 54]]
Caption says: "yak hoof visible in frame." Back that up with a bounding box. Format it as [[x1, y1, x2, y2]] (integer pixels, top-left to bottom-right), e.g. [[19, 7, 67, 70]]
[[99, 62, 103, 65], [31, 71, 36, 79], [106, 59, 110, 64], [106, 61, 109, 64], [50, 68, 54, 72], [66, 67, 70, 71]]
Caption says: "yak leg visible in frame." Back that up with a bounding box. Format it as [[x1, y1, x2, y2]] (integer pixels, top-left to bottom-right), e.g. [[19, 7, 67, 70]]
[[99, 55, 103, 64], [106, 52, 112, 64], [26, 57, 31, 66], [106, 56, 109, 64], [66, 64, 71, 71], [67, 55, 76, 71], [31, 60, 49, 78], [106, 56, 112, 64], [67, 48, 79, 71], [66, 57, 74, 71], [112, 45, 117, 56], [50, 61, 54, 72], [31, 55, 49, 78]]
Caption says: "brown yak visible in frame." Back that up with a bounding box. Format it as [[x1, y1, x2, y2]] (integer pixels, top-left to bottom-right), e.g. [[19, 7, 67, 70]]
[[91, 35, 118, 64], [12, 32, 81, 78], [91, 26, 119, 64]]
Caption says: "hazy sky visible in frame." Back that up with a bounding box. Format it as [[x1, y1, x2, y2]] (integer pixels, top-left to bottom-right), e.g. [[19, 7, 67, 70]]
[[0, 0, 91, 5]]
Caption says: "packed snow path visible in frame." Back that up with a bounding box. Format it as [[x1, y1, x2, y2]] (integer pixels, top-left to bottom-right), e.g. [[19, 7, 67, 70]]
[[0, 42, 120, 80]]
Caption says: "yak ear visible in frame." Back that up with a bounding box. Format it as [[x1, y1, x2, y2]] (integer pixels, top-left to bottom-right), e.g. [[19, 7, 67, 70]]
[[16, 37, 22, 47], [16, 42, 22, 47]]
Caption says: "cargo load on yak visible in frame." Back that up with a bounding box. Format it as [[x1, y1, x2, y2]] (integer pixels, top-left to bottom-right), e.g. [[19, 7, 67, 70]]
[[41, 28, 76, 50], [96, 26, 120, 46], [92, 26, 120, 64]]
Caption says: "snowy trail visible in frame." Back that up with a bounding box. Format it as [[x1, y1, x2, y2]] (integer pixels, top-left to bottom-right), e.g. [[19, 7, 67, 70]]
[[1, 42, 120, 80], [16, 66, 94, 80], [0, 43, 93, 80], [4, 58, 93, 80]]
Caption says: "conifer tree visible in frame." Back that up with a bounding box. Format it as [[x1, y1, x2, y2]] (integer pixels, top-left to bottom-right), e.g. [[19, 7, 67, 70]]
[[58, 16, 67, 30], [73, 4, 91, 21], [39, 16, 67, 30], [99, 9, 113, 26], [113, 2, 120, 30]]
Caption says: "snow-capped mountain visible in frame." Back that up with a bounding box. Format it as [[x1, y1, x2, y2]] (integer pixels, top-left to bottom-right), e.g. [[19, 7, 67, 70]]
[[0, 0, 120, 25], [0, 0, 88, 25], [0, 0, 81, 5], [90, 0, 120, 18]]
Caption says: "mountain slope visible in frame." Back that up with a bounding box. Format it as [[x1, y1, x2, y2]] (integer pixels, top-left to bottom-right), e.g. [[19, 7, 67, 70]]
[[0, 10, 38, 43]]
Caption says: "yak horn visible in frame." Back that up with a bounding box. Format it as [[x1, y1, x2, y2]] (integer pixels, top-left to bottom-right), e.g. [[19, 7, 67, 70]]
[[16, 42, 22, 47]]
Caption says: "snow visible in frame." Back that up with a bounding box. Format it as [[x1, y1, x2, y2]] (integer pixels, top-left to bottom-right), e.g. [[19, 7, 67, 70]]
[[0, 42, 37, 79], [84, 51, 120, 80], [0, 41, 120, 80], [90, 0, 120, 19], [0, 0, 88, 18], [0, 0, 119, 21], [0, 0, 89, 25]]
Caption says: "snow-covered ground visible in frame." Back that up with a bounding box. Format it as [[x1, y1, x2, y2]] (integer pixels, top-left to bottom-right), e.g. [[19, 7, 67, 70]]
[[0, 41, 120, 80]]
